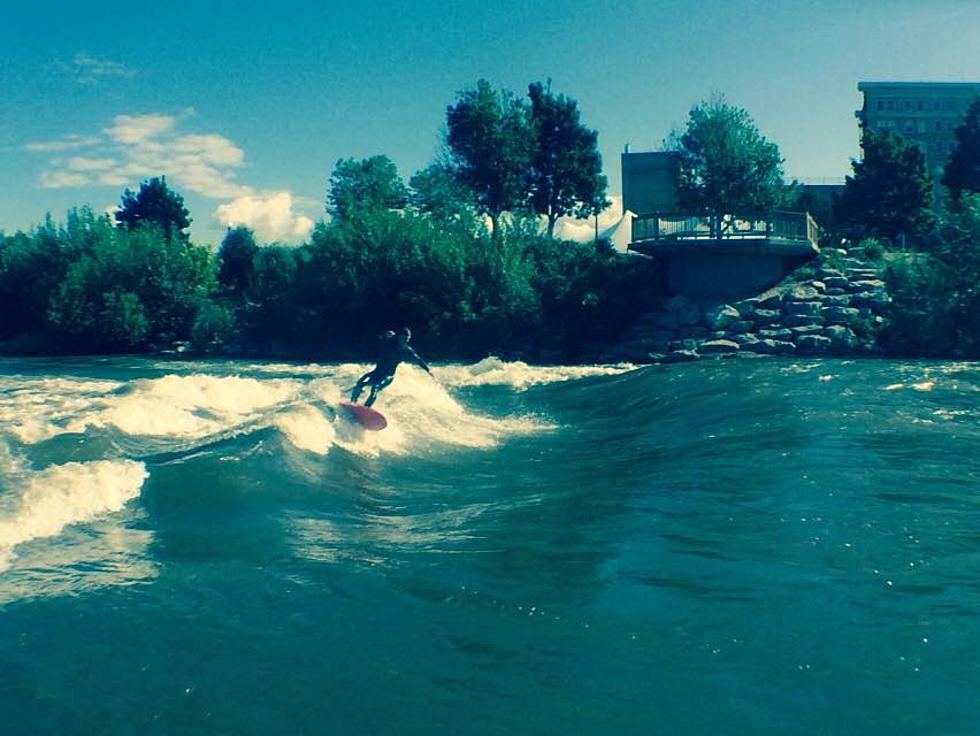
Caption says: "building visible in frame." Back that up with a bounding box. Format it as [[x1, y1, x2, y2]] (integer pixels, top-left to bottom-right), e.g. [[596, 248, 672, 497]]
[[621, 149, 680, 216], [856, 81, 980, 186]]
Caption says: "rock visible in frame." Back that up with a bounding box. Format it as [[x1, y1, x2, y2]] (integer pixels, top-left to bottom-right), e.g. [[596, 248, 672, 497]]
[[758, 328, 794, 340], [753, 308, 782, 323], [755, 293, 783, 309], [824, 324, 858, 348], [823, 276, 851, 290], [850, 291, 890, 309], [798, 334, 832, 352], [818, 294, 853, 307], [811, 280, 826, 292], [782, 314, 825, 327], [824, 306, 860, 322], [676, 303, 702, 326], [699, 339, 740, 354], [790, 324, 824, 336], [668, 339, 699, 352], [748, 338, 795, 354], [818, 268, 842, 278], [732, 299, 757, 318], [728, 320, 755, 333], [661, 349, 700, 363], [846, 278, 887, 293], [732, 333, 761, 347], [784, 300, 823, 316], [704, 304, 741, 330], [823, 287, 847, 296], [790, 285, 820, 301]]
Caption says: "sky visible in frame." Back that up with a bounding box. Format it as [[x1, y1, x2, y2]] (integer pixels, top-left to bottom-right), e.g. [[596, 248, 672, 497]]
[[2, 0, 979, 244]]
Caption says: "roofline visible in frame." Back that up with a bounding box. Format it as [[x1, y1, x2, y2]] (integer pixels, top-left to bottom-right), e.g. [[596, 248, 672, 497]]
[[858, 81, 980, 90]]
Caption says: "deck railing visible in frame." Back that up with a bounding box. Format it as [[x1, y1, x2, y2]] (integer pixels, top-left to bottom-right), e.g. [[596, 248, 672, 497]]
[[632, 211, 818, 246]]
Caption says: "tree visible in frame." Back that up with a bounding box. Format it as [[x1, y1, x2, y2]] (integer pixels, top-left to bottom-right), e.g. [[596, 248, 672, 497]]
[[409, 163, 480, 232], [327, 155, 408, 223], [834, 128, 935, 243], [942, 97, 980, 202], [669, 96, 786, 216], [527, 81, 609, 238], [445, 79, 535, 239], [217, 226, 259, 293], [115, 176, 192, 241]]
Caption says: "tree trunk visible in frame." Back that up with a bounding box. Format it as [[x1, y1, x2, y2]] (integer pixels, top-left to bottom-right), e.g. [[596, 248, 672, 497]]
[[489, 212, 500, 240], [547, 212, 557, 239]]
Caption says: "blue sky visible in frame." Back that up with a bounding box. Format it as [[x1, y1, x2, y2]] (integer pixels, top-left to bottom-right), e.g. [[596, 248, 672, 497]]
[[2, 0, 978, 243]]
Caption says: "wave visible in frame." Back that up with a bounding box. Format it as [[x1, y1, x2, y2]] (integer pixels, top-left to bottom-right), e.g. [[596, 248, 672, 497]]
[[0, 457, 148, 571]]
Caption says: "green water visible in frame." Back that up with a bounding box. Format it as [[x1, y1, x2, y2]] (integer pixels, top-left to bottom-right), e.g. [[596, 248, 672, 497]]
[[1, 357, 979, 735]]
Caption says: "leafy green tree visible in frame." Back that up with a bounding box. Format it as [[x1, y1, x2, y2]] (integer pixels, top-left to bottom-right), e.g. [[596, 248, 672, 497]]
[[670, 96, 786, 215], [445, 79, 535, 238], [942, 97, 980, 202], [217, 226, 259, 293], [327, 155, 408, 223], [834, 129, 935, 243], [527, 81, 609, 238], [115, 176, 192, 241], [409, 163, 481, 233]]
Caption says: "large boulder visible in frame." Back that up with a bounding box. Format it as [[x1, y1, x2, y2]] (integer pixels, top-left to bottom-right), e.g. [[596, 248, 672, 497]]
[[784, 300, 823, 316], [699, 339, 740, 354], [823, 276, 851, 290], [824, 324, 858, 349], [788, 284, 820, 301], [704, 304, 741, 330], [755, 293, 783, 309], [753, 308, 782, 324], [823, 306, 860, 322], [782, 314, 825, 328], [798, 334, 832, 352], [758, 328, 794, 340], [748, 338, 795, 354]]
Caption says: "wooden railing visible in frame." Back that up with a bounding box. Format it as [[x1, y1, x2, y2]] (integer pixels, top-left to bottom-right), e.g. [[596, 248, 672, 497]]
[[632, 211, 819, 246]]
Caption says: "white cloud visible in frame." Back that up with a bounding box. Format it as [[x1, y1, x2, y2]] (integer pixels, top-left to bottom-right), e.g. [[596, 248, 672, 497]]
[[105, 113, 176, 145], [40, 170, 91, 188], [215, 192, 314, 243], [67, 53, 136, 83], [24, 134, 101, 152], [67, 156, 118, 171]]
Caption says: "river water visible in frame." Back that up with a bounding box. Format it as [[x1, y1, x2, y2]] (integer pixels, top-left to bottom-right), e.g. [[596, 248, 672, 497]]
[[1, 356, 979, 735]]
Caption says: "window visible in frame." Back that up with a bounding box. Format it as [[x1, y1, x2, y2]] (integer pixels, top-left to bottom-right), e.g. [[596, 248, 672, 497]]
[[904, 120, 916, 134], [887, 101, 894, 111], [917, 120, 927, 133], [917, 101, 924, 111], [876, 100, 884, 111], [904, 100, 911, 111], [935, 121, 943, 132]]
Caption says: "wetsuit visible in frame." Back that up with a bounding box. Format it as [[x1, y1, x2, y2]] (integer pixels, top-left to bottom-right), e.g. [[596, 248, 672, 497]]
[[351, 338, 431, 407]]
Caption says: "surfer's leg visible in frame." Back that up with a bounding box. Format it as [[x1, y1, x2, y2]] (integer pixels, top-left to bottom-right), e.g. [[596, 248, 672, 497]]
[[365, 375, 393, 407], [351, 372, 373, 403]]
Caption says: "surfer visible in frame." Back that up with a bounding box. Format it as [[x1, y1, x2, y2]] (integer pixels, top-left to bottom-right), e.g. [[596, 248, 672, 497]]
[[350, 327, 432, 407]]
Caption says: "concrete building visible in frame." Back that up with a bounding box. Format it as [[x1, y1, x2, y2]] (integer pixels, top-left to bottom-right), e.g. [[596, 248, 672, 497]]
[[621, 149, 681, 216], [856, 81, 980, 185]]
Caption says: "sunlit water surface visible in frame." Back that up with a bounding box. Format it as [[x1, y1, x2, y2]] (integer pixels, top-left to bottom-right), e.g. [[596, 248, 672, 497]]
[[1, 356, 979, 735]]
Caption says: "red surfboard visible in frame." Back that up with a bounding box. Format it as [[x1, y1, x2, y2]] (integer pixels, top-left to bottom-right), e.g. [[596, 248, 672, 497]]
[[339, 401, 388, 431]]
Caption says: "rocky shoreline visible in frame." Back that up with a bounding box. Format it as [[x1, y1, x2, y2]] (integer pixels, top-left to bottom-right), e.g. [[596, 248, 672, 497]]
[[609, 250, 891, 363]]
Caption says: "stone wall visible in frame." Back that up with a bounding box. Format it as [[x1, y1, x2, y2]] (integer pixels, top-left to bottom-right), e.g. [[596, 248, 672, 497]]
[[610, 251, 890, 363]]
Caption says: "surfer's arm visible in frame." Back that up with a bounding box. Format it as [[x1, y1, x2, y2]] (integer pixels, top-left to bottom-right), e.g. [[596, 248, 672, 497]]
[[405, 348, 431, 373]]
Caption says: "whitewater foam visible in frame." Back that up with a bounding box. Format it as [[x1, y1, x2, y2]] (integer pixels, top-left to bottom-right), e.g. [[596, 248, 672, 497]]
[[0, 459, 148, 571], [433, 357, 634, 390]]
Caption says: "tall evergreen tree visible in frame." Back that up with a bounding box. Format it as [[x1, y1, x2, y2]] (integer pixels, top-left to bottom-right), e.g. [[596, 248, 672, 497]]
[[526, 81, 609, 239], [942, 97, 980, 202], [834, 129, 935, 242], [445, 80, 534, 239], [670, 96, 786, 216], [115, 176, 191, 241]]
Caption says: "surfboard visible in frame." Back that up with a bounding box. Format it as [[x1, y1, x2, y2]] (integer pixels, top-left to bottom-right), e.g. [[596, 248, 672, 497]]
[[339, 401, 388, 431]]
